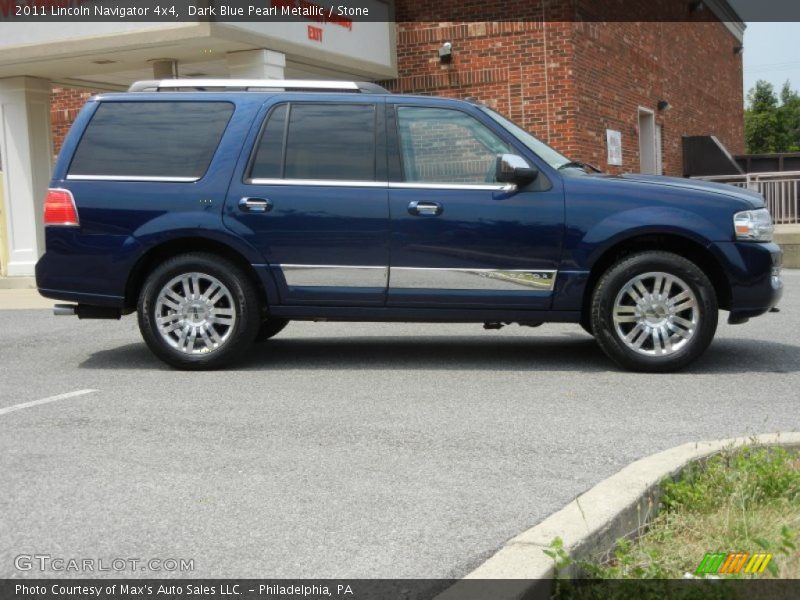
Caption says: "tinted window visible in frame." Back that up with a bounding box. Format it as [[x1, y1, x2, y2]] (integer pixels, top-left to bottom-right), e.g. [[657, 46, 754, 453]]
[[396, 106, 509, 184], [283, 104, 375, 181], [69, 101, 234, 179], [250, 104, 287, 179]]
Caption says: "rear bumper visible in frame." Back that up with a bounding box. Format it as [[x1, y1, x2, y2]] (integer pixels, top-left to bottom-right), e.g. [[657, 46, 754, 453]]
[[709, 241, 783, 321], [37, 286, 125, 307], [35, 229, 137, 309]]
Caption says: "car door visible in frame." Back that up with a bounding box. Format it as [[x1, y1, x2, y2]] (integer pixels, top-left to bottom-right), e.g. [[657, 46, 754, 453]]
[[224, 96, 389, 306], [386, 101, 564, 309]]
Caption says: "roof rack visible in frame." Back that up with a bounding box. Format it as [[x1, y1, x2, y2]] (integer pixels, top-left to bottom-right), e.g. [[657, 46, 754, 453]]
[[127, 79, 389, 94]]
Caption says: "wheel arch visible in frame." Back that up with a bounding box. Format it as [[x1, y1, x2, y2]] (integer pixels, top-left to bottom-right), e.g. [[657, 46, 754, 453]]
[[581, 233, 732, 319], [124, 236, 273, 312]]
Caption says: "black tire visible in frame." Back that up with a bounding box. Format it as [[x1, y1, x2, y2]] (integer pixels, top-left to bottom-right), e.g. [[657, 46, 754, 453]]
[[254, 318, 289, 342], [579, 315, 594, 336], [137, 252, 261, 370], [590, 251, 718, 372]]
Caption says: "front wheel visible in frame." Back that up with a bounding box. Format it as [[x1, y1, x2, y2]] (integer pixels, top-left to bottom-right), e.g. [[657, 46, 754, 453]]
[[137, 253, 261, 370], [590, 251, 718, 372], [579, 315, 593, 336]]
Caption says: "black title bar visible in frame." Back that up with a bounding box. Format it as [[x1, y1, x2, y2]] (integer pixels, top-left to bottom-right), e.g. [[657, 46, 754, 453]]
[[3, 0, 800, 23]]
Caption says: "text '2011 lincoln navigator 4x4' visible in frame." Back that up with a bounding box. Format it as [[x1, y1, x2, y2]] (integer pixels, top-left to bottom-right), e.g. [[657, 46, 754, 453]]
[[36, 79, 783, 371]]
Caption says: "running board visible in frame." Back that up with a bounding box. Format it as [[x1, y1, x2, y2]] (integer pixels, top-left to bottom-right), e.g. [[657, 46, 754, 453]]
[[53, 304, 121, 319]]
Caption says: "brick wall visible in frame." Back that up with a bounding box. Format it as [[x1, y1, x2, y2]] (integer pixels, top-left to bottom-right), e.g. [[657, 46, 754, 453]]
[[571, 20, 744, 175], [50, 87, 97, 160], [382, 20, 580, 158], [388, 0, 744, 176]]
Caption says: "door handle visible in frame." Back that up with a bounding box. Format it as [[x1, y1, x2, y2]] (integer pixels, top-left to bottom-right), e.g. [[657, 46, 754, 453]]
[[408, 201, 443, 216], [239, 197, 273, 212]]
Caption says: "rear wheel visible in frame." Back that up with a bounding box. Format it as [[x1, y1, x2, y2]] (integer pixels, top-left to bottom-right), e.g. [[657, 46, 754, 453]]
[[590, 251, 718, 372], [137, 253, 260, 370]]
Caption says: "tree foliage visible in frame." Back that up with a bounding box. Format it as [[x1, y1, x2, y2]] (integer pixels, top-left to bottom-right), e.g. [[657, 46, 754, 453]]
[[745, 80, 800, 153]]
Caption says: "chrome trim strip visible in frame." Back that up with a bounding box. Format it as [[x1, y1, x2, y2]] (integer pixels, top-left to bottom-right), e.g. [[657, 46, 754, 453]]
[[277, 264, 388, 288], [66, 175, 198, 182], [280, 264, 387, 269], [245, 179, 514, 191], [389, 182, 515, 192], [272, 264, 558, 291], [248, 178, 387, 188], [390, 268, 557, 291]]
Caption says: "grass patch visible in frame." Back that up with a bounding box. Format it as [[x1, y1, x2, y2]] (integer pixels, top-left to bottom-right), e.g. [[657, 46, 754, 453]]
[[547, 445, 800, 581]]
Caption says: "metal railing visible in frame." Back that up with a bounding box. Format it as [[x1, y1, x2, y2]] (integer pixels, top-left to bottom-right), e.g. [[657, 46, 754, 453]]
[[693, 171, 800, 225]]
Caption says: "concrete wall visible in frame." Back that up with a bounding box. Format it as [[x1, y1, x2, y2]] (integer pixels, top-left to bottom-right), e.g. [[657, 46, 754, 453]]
[[0, 171, 7, 276], [776, 227, 800, 269], [0, 77, 53, 277]]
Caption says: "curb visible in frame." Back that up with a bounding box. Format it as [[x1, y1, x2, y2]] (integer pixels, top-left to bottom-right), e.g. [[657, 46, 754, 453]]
[[0, 276, 36, 289], [436, 432, 800, 600], [775, 230, 800, 269], [0, 288, 53, 310]]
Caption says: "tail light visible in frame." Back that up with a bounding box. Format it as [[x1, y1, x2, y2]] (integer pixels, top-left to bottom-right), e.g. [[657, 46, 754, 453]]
[[44, 188, 79, 227]]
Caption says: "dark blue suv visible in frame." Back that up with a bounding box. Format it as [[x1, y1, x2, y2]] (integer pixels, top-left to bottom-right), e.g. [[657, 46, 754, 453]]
[[36, 79, 783, 371]]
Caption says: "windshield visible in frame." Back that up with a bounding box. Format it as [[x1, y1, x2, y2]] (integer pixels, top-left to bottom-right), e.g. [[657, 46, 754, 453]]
[[480, 106, 572, 169]]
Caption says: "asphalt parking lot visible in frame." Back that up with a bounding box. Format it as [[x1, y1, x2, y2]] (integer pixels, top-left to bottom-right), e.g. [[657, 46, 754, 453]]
[[1, 271, 799, 580]]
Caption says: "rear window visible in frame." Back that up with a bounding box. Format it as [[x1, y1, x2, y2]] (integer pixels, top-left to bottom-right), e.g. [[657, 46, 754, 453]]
[[69, 101, 234, 179], [250, 104, 287, 179], [249, 103, 376, 181]]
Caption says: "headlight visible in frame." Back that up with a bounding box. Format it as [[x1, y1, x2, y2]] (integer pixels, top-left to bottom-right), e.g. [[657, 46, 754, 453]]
[[733, 208, 774, 242]]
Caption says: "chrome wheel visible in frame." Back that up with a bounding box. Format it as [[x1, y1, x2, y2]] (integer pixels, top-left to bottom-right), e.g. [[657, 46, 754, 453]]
[[612, 271, 699, 356], [154, 272, 236, 355]]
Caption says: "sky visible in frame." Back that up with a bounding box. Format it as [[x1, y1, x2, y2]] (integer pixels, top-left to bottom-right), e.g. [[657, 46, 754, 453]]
[[742, 22, 800, 102]]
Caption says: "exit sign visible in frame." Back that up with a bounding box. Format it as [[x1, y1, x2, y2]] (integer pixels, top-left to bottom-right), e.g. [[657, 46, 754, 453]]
[[308, 25, 323, 42]]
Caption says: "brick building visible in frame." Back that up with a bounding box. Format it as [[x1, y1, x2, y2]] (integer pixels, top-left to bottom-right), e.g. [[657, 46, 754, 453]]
[[1, 1, 744, 277], [0, 16, 396, 276], [47, 4, 744, 178], [51, 88, 97, 163], [387, 1, 744, 176]]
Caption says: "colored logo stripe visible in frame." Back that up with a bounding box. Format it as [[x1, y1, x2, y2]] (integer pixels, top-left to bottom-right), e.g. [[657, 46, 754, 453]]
[[696, 552, 773, 575], [745, 553, 773, 574], [696, 553, 726, 574]]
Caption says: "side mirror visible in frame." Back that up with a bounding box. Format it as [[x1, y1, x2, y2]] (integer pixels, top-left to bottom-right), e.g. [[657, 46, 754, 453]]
[[495, 154, 539, 187]]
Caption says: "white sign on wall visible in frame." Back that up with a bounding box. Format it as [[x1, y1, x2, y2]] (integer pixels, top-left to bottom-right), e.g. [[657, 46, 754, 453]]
[[606, 129, 622, 166]]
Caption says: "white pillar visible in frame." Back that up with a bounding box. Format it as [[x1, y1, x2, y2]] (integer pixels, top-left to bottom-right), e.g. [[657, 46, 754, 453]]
[[226, 49, 285, 79], [151, 59, 178, 79], [0, 77, 52, 277]]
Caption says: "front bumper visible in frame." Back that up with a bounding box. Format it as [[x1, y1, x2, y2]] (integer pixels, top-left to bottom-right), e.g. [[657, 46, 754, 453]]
[[709, 241, 783, 322]]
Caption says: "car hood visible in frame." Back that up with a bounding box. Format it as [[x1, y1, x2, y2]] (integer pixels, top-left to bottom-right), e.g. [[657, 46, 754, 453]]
[[616, 174, 765, 208]]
